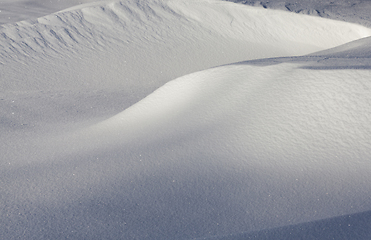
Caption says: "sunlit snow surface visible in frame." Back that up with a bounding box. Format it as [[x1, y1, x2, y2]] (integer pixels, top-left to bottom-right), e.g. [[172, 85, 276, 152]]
[[1, 0, 371, 239]]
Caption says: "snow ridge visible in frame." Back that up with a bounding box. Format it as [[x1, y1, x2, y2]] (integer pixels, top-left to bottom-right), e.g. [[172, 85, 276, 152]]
[[1, 0, 370, 60]]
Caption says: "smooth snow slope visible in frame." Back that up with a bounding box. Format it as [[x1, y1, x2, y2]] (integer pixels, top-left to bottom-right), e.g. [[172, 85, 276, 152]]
[[1, 0, 371, 239]]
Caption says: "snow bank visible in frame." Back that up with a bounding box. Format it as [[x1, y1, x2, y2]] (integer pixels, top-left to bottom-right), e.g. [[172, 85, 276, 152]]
[[3, 43, 371, 240], [1, 0, 370, 92]]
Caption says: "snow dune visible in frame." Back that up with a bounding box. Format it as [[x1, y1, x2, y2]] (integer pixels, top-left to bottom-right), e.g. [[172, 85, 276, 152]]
[[1, 0, 369, 92], [1, 0, 371, 239]]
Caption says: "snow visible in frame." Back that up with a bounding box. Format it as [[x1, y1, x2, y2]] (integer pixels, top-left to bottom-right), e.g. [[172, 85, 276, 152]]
[[1, 0, 371, 239], [226, 0, 371, 28], [0, 0, 105, 25]]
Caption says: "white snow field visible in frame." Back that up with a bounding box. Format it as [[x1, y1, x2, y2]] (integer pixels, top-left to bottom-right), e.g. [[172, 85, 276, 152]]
[[1, 0, 371, 239]]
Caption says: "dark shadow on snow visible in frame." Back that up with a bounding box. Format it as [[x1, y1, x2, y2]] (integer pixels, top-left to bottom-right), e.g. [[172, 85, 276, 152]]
[[229, 56, 371, 70]]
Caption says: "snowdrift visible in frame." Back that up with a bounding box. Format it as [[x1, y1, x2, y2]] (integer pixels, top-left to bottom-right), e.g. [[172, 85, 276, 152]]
[[1, 0, 371, 239], [1, 0, 370, 92]]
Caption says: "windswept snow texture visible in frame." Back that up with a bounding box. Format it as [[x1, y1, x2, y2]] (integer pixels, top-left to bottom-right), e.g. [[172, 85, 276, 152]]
[[1, 0, 371, 239], [0, 0, 105, 25]]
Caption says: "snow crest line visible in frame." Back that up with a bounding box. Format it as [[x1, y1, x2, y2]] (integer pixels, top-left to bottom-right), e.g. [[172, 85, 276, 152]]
[[0, 0, 370, 60]]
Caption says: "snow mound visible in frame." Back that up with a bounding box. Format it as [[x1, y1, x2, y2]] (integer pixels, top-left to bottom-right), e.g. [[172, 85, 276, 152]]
[[4, 36, 370, 239], [1, 0, 370, 92], [311, 36, 371, 58]]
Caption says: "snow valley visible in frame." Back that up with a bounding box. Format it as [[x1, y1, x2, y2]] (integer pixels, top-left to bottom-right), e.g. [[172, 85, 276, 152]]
[[1, 0, 371, 239]]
